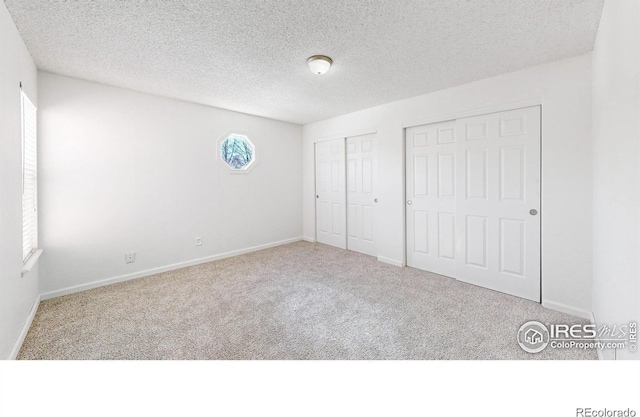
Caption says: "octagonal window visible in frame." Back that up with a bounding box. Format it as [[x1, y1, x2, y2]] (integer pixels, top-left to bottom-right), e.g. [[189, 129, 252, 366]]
[[220, 134, 255, 170]]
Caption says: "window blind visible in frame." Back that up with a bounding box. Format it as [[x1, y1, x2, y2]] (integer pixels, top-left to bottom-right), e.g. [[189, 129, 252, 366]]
[[21, 89, 37, 263]]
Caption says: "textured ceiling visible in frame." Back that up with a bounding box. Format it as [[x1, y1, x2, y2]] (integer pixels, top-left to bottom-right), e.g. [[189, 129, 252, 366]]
[[5, 0, 603, 124]]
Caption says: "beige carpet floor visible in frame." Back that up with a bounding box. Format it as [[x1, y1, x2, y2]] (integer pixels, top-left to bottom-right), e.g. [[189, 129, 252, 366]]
[[18, 242, 596, 360]]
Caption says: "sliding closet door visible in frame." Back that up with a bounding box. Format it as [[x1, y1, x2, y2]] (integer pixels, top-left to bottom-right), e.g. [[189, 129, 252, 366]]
[[406, 106, 541, 302], [315, 139, 347, 249], [405, 120, 458, 277], [346, 134, 377, 257], [454, 106, 541, 302]]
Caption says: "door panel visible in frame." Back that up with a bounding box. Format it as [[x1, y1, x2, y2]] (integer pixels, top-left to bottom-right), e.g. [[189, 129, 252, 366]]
[[455, 106, 540, 301], [437, 152, 456, 198], [465, 215, 488, 268], [499, 146, 525, 201], [406, 120, 458, 277], [346, 134, 377, 256], [438, 212, 456, 259], [315, 139, 346, 249], [407, 106, 541, 302], [456, 106, 541, 302], [466, 149, 488, 199], [499, 218, 525, 277]]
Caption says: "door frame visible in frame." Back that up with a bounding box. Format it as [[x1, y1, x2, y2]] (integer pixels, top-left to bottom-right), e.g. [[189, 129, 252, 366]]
[[312, 128, 377, 244], [402, 99, 543, 302]]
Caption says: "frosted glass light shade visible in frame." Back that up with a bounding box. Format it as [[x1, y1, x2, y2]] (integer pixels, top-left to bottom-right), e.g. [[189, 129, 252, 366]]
[[307, 55, 332, 75]]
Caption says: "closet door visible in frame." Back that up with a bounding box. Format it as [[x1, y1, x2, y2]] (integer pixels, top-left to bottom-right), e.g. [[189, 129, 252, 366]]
[[315, 139, 346, 249], [405, 120, 458, 277], [406, 106, 541, 302], [454, 106, 541, 302], [346, 134, 377, 257]]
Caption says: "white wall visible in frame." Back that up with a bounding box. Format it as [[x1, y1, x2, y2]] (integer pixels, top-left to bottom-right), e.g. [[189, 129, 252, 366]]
[[39, 72, 302, 296], [0, 1, 40, 359], [303, 54, 593, 317], [591, 0, 639, 360]]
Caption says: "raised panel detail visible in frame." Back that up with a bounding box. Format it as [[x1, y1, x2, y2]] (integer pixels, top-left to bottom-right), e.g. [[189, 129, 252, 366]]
[[500, 146, 524, 201], [466, 149, 487, 199], [438, 153, 455, 198], [318, 161, 329, 192], [347, 204, 357, 237], [500, 218, 525, 277], [362, 158, 373, 193], [331, 160, 340, 192], [330, 142, 340, 154], [413, 132, 428, 147], [413, 155, 429, 197], [414, 210, 429, 254], [437, 127, 455, 144], [500, 116, 526, 137], [466, 216, 487, 268], [332, 203, 341, 235], [346, 142, 356, 154], [362, 139, 373, 153], [362, 205, 374, 241], [438, 212, 455, 259], [319, 202, 330, 233], [466, 122, 488, 141], [347, 159, 356, 192]]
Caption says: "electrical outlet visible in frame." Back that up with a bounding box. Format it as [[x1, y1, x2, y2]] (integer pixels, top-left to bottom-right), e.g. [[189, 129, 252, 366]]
[[125, 252, 136, 264], [195, 237, 202, 246]]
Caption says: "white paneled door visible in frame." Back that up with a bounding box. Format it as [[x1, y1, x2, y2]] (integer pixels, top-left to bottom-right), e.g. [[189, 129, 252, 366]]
[[405, 120, 458, 277], [315, 139, 347, 249], [406, 106, 541, 302], [346, 134, 377, 257]]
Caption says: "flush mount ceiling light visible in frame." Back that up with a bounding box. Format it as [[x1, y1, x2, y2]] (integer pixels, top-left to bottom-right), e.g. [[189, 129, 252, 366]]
[[307, 55, 333, 75]]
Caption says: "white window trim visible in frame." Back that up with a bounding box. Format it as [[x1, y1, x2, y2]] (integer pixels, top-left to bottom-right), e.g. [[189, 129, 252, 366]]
[[216, 129, 259, 174], [21, 87, 40, 275], [21, 249, 43, 277]]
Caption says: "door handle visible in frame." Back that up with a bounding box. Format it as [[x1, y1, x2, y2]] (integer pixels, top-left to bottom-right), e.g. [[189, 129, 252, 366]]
[[374, 198, 378, 203], [407, 200, 413, 205], [316, 195, 319, 199], [529, 209, 538, 216]]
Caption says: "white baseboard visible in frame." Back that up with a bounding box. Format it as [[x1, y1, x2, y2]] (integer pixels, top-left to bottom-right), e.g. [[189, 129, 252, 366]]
[[8, 295, 40, 360], [542, 300, 592, 320], [377, 256, 404, 267], [41, 237, 303, 301], [302, 236, 315, 243]]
